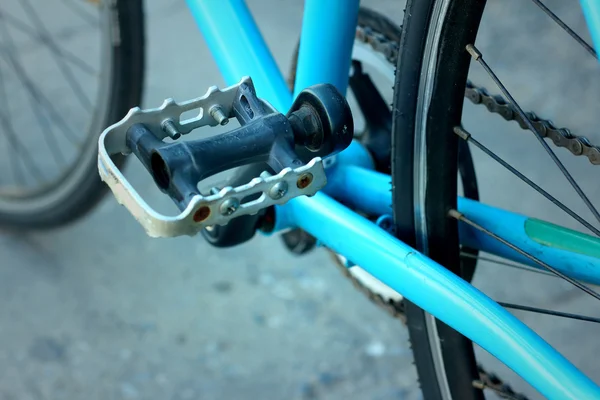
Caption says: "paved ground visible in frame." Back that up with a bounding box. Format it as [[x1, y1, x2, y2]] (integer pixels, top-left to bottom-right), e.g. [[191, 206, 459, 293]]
[[1, 1, 599, 399]]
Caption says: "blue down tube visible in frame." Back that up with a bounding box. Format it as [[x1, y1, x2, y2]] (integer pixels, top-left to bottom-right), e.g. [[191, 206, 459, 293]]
[[273, 192, 600, 399], [189, 0, 600, 397]]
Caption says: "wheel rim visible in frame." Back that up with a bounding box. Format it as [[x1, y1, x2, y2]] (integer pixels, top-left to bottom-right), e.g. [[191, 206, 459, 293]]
[[0, 0, 113, 213], [414, 1, 455, 398]]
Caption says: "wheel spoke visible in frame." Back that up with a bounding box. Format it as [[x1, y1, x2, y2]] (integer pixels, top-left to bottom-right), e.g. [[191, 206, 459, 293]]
[[0, 65, 45, 183], [0, 9, 97, 76], [460, 252, 557, 278], [498, 302, 600, 324], [454, 126, 600, 237], [0, 109, 45, 184], [449, 209, 600, 302], [0, 26, 50, 183], [19, 0, 93, 112], [467, 44, 600, 227], [0, 9, 66, 170], [0, 62, 23, 184], [19, 87, 66, 170], [530, 0, 597, 59], [0, 14, 81, 146]]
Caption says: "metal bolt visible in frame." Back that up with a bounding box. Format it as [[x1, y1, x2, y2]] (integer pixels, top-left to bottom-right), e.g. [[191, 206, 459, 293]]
[[209, 105, 229, 126], [268, 181, 288, 200], [219, 197, 239, 216], [162, 119, 181, 140], [210, 187, 221, 195], [296, 173, 313, 189]]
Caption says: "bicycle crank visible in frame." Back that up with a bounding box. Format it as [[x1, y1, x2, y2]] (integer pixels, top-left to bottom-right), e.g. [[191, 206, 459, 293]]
[[98, 77, 353, 238]]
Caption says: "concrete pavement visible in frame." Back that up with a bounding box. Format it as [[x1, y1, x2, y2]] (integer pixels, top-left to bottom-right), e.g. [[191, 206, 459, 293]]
[[1, 1, 599, 399]]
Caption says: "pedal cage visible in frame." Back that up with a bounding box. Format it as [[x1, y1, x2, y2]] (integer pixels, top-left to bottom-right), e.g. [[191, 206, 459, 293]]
[[98, 77, 353, 238]]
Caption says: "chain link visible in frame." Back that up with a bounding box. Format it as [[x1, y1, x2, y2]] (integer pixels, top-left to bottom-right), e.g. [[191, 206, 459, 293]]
[[329, 253, 407, 323], [351, 24, 537, 399], [465, 81, 600, 165]]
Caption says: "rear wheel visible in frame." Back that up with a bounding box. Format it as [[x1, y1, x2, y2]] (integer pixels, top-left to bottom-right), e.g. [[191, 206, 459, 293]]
[[394, 0, 600, 397], [0, 0, 144, 228], [391, 0, 486, 398]]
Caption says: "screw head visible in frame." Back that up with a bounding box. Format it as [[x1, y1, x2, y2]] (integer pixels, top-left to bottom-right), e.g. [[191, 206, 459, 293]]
[[219, 198, 239, 216], [296, 173, 313, 189], [268, 181, 288, 200]]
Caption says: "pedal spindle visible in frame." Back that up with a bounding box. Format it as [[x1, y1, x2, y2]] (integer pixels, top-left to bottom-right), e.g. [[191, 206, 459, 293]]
[[97, 77, 353, 238]]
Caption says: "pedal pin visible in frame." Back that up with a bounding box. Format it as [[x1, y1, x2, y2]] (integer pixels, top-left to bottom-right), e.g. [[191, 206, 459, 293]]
[[209, 105, 229, 126], [162, 119, 181, 140]]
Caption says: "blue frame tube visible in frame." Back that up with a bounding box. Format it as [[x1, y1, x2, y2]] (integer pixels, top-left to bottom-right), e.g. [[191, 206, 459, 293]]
[[293, 0, 360, 97], [581, 0, 600, 55], [457, 198, 600, 285], [188, 0, 360, 110], [274, 193, 600, 399], [320, 163, 600, 285]]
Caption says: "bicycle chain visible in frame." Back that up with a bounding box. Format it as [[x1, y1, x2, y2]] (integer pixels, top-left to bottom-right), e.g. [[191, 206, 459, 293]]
[[350, 25, 542, 399], [328, 253, 407, 323], [465, 81, 600, 165], [356, 27, 600, 165]]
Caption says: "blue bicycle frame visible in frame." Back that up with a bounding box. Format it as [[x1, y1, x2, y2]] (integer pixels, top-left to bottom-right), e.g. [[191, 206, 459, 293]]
[[186, 0, 600, 398]]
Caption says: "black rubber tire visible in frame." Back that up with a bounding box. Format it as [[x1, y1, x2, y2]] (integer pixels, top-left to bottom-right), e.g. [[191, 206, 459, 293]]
[[391, 0, 487, 399], [0, 0, 144, 229]]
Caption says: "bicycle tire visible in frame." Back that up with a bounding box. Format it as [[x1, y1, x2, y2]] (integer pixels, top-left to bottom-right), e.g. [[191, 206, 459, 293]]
[[391, 0, 487, 399], [0, 0, 144, 229]]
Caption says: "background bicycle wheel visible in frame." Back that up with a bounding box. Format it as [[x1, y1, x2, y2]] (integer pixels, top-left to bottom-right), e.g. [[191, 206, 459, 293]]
[[0, 0, 598, 399]]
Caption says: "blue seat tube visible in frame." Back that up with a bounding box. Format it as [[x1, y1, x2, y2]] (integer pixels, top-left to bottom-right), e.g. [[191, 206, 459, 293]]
[[293, 0, 360, 98]]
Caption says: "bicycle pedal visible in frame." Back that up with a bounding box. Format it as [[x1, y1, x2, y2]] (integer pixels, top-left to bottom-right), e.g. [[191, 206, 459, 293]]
[[98, 77, 353, 238]]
